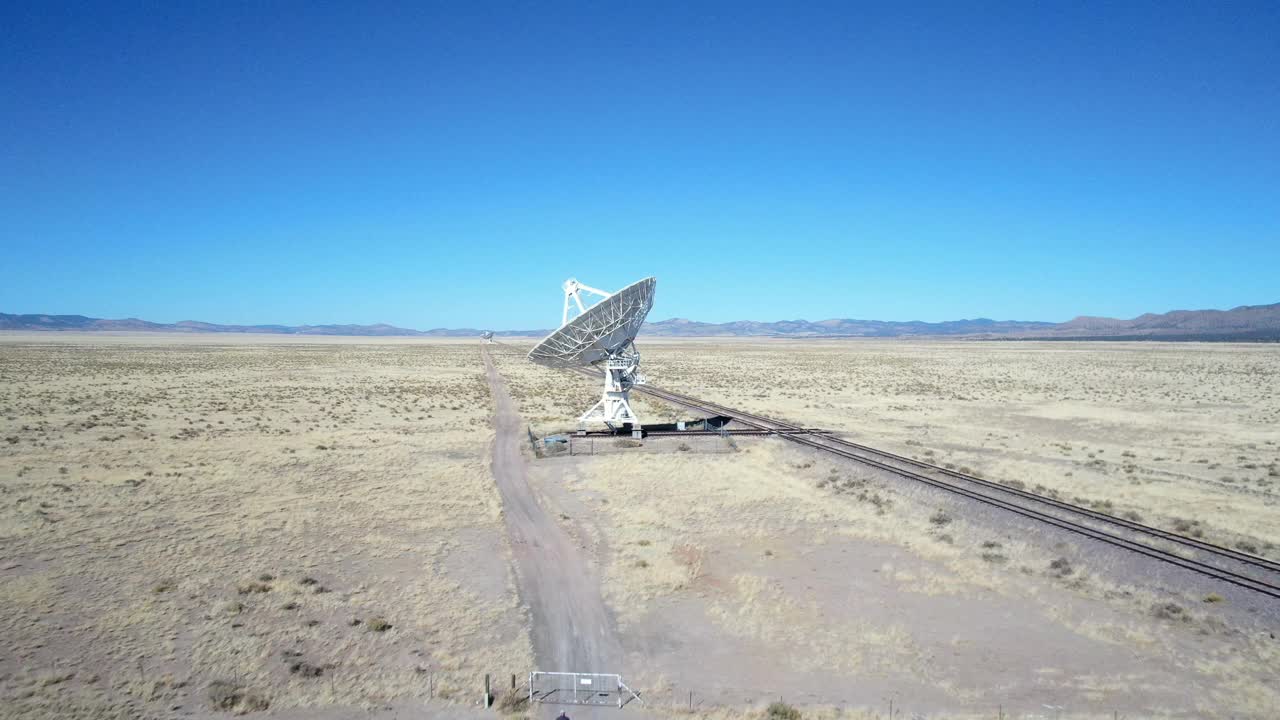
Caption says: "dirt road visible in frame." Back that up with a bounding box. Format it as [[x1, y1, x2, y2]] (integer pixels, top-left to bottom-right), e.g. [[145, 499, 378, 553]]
[[482, 349, 625, 714]]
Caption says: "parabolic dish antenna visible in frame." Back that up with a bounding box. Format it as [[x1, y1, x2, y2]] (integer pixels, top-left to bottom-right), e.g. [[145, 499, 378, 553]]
[[528, 277, 656, 434]]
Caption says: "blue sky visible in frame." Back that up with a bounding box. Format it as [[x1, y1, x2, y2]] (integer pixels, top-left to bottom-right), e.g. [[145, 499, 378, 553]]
[[2, 2, 1277, 329]]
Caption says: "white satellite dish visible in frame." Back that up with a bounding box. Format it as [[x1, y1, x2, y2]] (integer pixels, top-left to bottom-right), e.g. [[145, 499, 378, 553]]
[[481, 330, 494, 344], [528, 277, 656, 434]]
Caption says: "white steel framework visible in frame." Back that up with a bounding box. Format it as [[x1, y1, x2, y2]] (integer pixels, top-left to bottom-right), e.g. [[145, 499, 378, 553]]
[[560, 278, 612, 327], [527, 277, 656, 435], [578, 340, 645, 429]]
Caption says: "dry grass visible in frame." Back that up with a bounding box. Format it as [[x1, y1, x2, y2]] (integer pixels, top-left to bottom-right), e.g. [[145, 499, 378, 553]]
[[499, 337, 1280, 718], [0, 335, 531, 717], [7, 334, 1278, 719], [635, 338, 1280, 558]]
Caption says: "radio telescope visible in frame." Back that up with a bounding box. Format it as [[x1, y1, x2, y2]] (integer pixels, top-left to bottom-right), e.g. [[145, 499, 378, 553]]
[[481, 330, 494, 344], [528, 277, 656, 435]]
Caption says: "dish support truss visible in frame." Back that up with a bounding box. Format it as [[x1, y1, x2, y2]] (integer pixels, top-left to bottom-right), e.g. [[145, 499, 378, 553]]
[[561, 278, 612, 326], [580, 341, 645, 435], [529, 671, 643, 709]]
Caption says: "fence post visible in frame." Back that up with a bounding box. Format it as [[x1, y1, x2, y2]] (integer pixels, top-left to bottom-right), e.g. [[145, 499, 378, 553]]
[[484, 674, 491, 708]]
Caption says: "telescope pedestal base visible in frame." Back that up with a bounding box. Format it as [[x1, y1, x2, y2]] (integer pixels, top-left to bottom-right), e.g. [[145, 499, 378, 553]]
[[578, 390, 639, 429], [578, 364, 642, 434]]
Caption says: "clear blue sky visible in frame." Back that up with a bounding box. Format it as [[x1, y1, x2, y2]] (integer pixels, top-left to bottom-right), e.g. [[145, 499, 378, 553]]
[[2, 2, 1277, 329]]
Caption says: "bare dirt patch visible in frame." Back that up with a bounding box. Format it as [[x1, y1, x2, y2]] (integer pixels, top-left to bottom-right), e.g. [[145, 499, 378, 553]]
[[481, 347, 623, 675]]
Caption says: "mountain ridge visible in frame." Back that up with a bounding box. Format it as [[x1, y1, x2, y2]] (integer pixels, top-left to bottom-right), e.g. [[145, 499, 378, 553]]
[[2, 302, 1278, 340]]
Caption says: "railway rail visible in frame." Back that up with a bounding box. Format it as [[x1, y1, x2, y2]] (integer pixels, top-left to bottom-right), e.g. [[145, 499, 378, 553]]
[[578, 427, 831, 437], [488, 341, 1280, 600], [630, 379, 1280, 601]]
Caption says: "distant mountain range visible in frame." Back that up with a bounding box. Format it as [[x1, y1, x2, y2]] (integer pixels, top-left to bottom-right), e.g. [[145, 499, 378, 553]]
[[641, 317, 1057, 337], [0, 313, 503, 337], [642, 302, 1280, 340], [3, 302, 1278, 341]]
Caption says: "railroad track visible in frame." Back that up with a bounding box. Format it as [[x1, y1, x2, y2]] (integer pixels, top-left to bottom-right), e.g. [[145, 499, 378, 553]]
[[628, 379, 1280, 601], [578, 428, 830, 437], [490, 340, 1280, 600]]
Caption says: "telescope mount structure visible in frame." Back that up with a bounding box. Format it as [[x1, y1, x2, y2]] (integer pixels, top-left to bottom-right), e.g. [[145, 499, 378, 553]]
[[528, 277, 656, 437]]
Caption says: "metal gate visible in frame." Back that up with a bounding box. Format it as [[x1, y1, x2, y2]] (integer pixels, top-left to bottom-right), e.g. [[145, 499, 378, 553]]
[[528, 671, 643, 708]]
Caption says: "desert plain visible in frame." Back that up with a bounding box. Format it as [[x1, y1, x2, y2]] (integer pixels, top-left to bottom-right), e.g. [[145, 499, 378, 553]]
[[2, 333, 1278, 719]]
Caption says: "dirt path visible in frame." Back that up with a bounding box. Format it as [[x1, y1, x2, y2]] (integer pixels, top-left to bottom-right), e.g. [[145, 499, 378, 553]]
[[481, 348, 625, 712]]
